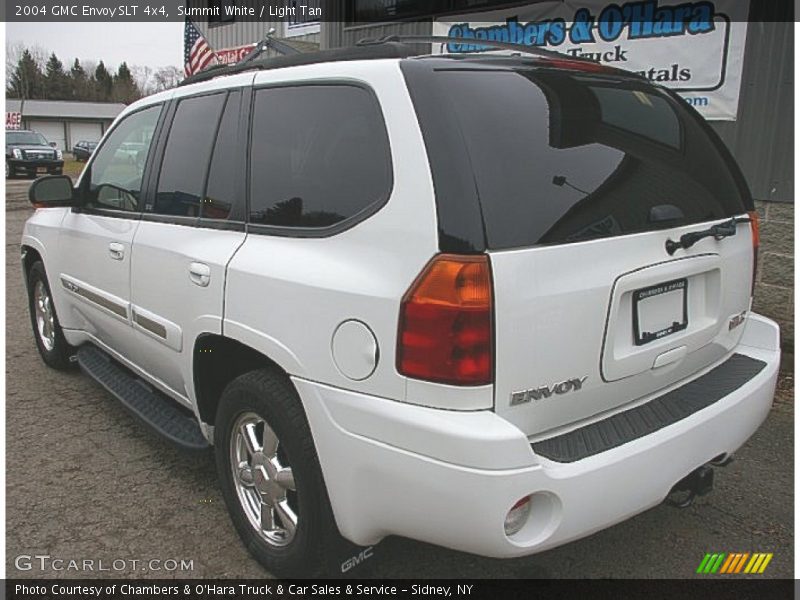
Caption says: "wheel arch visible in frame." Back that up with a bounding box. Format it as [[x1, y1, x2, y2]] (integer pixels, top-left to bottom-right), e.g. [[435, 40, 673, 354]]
[[193, 333, 298, 428], [21, 243, 44, 282]]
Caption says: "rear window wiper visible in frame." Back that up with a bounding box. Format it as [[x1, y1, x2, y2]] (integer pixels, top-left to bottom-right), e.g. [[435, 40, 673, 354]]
[[665, 216, 751, 255]]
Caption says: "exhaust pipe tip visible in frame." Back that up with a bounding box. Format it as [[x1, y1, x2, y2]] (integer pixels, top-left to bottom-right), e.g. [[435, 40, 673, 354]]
[[665, 464, 715, 508], [710, 453, 734, 467]]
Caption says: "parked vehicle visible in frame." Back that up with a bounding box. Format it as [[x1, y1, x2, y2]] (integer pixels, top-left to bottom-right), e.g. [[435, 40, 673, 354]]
[[21, 40, 780, 577], [6, 129, 63, 178], [72, 140, 98, 162]]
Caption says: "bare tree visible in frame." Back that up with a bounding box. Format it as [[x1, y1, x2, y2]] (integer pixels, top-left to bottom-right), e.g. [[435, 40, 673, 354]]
[[152, 66, 182, 92], [6, 41, 26, 92], [28, 44, 50, 70], [131, 65, 154, 96]]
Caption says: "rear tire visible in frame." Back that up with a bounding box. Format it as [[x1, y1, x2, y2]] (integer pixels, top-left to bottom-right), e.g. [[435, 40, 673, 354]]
[[26, 261, 74, 370], [6, 161, 13, 179], [215, 368, 353, 577]]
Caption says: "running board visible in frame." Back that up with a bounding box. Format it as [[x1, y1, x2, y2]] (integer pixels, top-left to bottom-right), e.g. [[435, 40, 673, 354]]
[[76, 345, 210, 451]]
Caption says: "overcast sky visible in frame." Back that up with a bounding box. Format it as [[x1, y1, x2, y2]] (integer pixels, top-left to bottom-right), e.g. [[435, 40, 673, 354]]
[[7, 22, 185, 70]]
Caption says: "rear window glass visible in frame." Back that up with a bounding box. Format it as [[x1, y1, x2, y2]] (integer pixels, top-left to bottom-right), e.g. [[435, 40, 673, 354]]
[[423, 69, 748, 250]]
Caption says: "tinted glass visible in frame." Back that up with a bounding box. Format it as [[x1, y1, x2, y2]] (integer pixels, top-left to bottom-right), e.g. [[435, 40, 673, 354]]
[[86, 105, 161, 212], [7, 131, 48, 145], [151, 93, 226, 216], [423, 69, 748, 250], [202, 91, 241, 220], [249, 85, 391, 229]]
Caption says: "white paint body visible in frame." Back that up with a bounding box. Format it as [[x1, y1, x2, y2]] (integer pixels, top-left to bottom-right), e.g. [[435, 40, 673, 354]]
[[21, 58, 780, 559]]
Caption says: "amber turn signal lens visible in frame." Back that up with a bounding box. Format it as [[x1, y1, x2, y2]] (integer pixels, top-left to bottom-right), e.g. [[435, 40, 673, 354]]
[[397, 254, 493, 386]]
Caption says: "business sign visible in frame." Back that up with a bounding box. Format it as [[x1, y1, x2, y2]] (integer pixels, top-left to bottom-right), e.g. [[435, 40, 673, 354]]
[[6, 111, 22, 129], [432, 0, 748, 120], [215, 43, 257, 65]]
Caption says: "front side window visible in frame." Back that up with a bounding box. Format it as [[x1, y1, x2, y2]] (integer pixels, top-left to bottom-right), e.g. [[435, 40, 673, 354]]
[[150, 93, 226, 217], [86, 105, 161, 212], [249, 85, 392, 230]]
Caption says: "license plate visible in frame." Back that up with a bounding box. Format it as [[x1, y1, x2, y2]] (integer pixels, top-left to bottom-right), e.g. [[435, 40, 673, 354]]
[[36, 167, 47, 173], [633, 278, 688, 346]]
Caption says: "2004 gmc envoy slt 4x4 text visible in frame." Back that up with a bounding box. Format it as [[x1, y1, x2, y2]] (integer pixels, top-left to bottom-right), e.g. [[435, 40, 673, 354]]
[[21, 38, 780, 577]]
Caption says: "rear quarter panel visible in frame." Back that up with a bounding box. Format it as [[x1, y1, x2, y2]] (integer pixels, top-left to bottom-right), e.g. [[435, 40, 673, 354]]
[[224, 61, 447, 406]]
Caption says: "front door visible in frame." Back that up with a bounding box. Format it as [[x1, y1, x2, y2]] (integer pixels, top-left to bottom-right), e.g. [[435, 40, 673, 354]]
[[56, 104, 162, 365]]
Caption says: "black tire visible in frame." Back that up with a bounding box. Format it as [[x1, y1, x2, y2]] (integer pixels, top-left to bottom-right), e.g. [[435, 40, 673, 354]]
[[27, 261, 74, 370], [215, 369, 354, 577], [6, 161, 13, 179]]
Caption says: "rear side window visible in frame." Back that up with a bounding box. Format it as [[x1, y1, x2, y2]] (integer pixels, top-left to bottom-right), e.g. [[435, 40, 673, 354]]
[[249, 85, 392, 230], [410, 67, 749, 250], [150, 93, 226, 216]]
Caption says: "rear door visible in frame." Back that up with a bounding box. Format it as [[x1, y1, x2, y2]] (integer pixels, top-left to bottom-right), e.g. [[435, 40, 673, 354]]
[[129, 88, 248, 400], [408, 64, 755, 437]]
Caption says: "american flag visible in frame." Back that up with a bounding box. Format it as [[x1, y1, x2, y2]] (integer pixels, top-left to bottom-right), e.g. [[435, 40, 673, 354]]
[[184, 18, 217, 77]]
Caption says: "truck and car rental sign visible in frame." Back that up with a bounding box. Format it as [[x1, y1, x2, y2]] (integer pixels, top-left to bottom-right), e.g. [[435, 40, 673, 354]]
[[433, 0, 748, 120]]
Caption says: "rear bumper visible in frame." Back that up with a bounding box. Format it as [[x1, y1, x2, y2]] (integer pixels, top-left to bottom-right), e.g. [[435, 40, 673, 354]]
[[295, 313, 779, 558]]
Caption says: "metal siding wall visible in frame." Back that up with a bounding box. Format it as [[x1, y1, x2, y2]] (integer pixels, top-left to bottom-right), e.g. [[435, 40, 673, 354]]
[[321, 20, 433, 49], [710, 20, 794, 203], [197, 21, 321, 50]]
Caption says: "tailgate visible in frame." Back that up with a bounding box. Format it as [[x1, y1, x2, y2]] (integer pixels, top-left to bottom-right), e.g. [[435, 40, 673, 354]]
[[402, 58, 756, 435], [491, 221, 754, 437]]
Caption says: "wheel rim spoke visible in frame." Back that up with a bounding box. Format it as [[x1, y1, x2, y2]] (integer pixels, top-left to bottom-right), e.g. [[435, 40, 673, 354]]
[[275, 500, 297, 539], [259, 501, 275, 532], [275, 467, 295, 491], [261, 424, 279, 459], [241, 421, 262, 457], [237, 461, 254, 487]]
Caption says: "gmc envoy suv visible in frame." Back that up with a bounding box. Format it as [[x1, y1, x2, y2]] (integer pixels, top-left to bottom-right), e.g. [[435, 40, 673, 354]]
[[21, 40, 780, 577]]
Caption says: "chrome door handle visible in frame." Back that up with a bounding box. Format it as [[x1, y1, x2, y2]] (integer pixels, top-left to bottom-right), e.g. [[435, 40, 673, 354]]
[[109, 242, 125, 260], [189, 262, 211, 287]]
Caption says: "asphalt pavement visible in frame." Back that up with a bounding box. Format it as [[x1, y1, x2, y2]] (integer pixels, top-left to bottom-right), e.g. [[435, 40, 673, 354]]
[[5, 178, 794, 579]]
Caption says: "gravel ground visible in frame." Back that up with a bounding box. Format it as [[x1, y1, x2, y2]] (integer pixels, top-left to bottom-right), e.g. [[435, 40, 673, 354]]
[[5, 179, 794, 579]]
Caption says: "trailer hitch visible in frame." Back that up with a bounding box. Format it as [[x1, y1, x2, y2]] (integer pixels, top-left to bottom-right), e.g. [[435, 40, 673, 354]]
[[665, 464, 715, 508]]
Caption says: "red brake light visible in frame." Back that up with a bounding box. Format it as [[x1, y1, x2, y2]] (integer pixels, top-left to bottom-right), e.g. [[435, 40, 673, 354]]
[[748, 210, 760, 295], [397, 254, 493, 386], [541, 58, 611, 73]]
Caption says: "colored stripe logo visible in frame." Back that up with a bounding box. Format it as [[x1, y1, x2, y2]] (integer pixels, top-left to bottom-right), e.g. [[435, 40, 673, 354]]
[[697, 552, 773, 574]]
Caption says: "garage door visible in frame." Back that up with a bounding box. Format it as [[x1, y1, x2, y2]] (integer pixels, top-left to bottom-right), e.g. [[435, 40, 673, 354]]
[[69, 121, 103, 148], [28, 120, 65, 151]]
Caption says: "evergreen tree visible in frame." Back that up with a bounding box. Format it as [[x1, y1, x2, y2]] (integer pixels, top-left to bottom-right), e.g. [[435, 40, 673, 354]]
[[44, 53, 70, 100], [7, 48, 44, 99], [94, 61, 113, 101], [70, 58, 89, 100], [111, 61, 141, 103]]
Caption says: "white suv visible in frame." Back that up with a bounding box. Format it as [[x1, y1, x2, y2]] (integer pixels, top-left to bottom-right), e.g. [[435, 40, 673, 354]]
[[22, 40, 780, 577]]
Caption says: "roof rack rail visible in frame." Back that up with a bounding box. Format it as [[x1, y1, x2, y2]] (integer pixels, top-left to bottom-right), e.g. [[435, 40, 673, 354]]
[[237, 27, 301, 67], [356, 34, 595, 63], [180, 41, 421, 86]]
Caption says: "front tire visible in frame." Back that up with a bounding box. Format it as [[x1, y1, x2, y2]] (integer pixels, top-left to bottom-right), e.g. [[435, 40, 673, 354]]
[[26, 261, 73, 370], [215, 369, 349, 577]]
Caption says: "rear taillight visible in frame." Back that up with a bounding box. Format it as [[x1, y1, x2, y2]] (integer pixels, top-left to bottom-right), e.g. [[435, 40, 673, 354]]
[[748, 210, 760, 295], [397, 254, 493, 386]]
